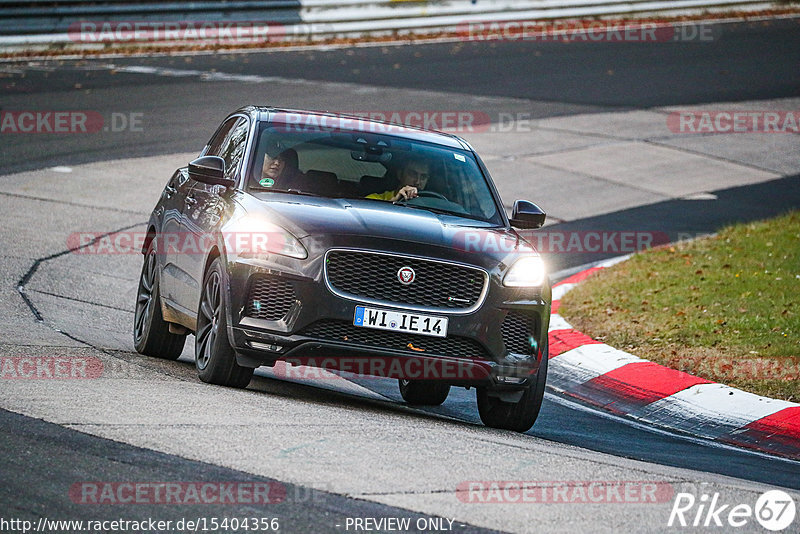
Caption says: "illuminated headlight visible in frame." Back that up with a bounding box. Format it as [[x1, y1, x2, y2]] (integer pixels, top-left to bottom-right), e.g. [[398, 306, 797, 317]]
[[231, 215, 307, 260], [503, 256, 546, 287]]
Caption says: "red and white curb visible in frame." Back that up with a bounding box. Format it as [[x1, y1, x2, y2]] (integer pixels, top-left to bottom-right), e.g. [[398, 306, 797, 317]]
[[547, 257, 800, 461]]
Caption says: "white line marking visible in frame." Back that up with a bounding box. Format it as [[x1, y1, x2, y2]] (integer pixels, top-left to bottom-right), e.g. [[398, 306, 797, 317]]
[[681, 192, 718, 200], [638, 383, 799, 439], [551, 283, 576, 300], [598, 254, 632, 268], [553, 342, 644, 377], [544, 391, 800, 469], [106, 64, 321, 85], [548, 313, 572, 332]]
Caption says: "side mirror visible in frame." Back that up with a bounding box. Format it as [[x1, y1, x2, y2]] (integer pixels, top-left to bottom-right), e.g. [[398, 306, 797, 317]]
[[510, 200, 546, 229], [188, 156, 235, 188]]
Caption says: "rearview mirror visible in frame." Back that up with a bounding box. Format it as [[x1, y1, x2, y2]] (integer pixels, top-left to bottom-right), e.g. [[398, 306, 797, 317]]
[[351, 149, 392, 163], [188, 156, 235, 188], [510, 200, 546, 229]]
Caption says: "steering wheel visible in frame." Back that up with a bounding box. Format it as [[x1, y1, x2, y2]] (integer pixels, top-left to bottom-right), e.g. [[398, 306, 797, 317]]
[[415, 190, 448, 201]]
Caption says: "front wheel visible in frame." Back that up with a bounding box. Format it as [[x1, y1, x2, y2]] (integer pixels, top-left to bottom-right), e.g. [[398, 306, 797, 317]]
[[133, 240, 186, 360], [398, 379, 450, 405], [195, 258, 253, 389], [477, 344, 548, 432]]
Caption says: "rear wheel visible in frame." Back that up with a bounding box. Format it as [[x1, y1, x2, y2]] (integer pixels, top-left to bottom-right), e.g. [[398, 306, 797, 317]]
[[398, 379, 450, 406], [133, 240, 186, 360], [477, 343, 548, 432], [195, 258, 253, 388]]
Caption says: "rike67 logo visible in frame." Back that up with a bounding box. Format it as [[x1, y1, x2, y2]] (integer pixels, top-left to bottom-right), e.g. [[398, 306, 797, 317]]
[[668, 490, 796, 530]]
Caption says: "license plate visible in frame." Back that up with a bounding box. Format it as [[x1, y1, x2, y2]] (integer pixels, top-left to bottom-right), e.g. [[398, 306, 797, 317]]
[[353, 306, 448, 338]]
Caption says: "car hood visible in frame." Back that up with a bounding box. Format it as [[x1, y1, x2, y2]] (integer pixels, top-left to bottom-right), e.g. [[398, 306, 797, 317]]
[[246, 194, 534, 258]]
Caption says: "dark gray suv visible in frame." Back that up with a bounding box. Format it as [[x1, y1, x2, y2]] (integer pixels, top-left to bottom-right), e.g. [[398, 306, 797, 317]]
[[134, 106, 551, 432]]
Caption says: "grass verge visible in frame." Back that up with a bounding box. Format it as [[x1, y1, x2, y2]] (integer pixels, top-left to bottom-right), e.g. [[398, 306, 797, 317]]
[[559, 211, 800, 402]]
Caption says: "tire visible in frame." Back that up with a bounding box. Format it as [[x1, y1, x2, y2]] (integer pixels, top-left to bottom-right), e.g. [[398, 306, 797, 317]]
[[133, 239, 186, 360], [398, 379, 450, 406], [477, 342, 548, 432], [195, 257, 253, 389]]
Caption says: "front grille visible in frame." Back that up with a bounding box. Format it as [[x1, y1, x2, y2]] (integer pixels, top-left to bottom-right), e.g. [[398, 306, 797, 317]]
[[326, 250, 486, 310], [502, 312, 538, 354], [245, 277, 297, 321], [299, 320, 490, 360]]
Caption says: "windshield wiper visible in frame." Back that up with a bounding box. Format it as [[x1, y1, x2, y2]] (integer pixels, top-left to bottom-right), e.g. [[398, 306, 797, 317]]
[[267, 188, 321, 197], [393, 201, 485, 221]]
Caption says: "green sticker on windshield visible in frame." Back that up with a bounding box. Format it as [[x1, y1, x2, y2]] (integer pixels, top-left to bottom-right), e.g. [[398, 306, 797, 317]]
[[259, 177, 275, 187], [454, 153, 466, 162]]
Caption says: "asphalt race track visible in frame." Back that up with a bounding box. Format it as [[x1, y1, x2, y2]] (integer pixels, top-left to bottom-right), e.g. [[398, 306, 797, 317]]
[[1, 17, 800, 534]]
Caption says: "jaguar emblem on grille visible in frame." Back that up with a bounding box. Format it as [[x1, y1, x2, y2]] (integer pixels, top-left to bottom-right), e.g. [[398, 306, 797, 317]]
[[397, 266, 415, 285]]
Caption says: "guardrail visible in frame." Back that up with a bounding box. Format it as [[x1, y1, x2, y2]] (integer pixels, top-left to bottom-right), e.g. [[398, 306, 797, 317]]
[[0, 0, 778, 44]]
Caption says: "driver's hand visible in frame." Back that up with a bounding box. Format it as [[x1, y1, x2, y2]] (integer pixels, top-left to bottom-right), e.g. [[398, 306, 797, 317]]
[[393, 186, 418, 202]]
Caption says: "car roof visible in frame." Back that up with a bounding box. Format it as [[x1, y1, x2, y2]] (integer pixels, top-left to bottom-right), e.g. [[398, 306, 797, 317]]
[[238, 106, 471, 150]]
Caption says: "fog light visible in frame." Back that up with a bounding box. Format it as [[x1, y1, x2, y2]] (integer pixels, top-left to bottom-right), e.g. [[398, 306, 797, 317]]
[[496, 376, 526, 384], [249, 341, 284, 352]]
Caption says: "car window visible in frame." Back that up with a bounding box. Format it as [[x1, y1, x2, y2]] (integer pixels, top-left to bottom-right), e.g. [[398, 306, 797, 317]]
[[297, 145, 387, 182], [205, 117, 249, 180], [248, 124, 503, 225], [205, 118, 237, 156]]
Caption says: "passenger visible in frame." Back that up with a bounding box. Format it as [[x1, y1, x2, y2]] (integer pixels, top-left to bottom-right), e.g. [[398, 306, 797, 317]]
[[366, 157, 430, 202], [258, 148, 302, 188]]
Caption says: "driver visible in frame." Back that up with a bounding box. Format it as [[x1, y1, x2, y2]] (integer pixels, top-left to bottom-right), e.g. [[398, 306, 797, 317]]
[[258, 148, 302, 188], [366, 157, 430, 202]]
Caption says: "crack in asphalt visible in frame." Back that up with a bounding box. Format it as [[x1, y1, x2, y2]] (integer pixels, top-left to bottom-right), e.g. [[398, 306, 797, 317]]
[[642, 138, 790, 175], [45, 329, 198, 383], [27, 288, 133, 313], [523, 159, 675, 199], [66, 423, 345, 428], [8, 220, 189, 383], [0, 190, 149, 215], [531, 122, 790, 177], [355, 476, 693, 497], [0, 343, 94, 348], [16, 221, 145, 322]]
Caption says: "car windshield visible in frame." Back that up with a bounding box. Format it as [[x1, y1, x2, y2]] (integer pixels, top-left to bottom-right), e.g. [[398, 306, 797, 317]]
[[248, 121, 503, 224]]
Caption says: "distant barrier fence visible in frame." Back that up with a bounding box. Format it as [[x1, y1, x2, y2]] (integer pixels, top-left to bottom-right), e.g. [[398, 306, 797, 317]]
[[0, 0, 777, 44]]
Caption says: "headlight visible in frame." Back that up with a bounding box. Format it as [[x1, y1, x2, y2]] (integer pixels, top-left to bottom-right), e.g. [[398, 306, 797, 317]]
[[503, 256, 546, 287], [230, 214, 307, 260]]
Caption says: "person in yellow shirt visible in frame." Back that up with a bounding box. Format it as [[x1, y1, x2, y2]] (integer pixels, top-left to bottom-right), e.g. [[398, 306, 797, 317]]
[[367, 157, 430, 202]]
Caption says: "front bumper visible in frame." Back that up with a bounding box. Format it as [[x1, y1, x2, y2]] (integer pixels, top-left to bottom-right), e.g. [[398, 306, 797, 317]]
[[225, 243, 550, 388]]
